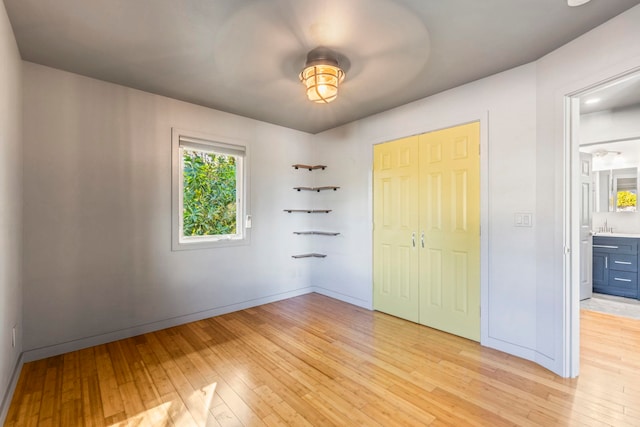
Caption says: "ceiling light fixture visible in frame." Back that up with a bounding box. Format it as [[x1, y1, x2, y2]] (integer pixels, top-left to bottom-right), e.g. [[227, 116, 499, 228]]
[[568, 0, 591, 6], [299, 47, 345, 104], [592, 149, 621, 157], [584, 98, 601, 105]]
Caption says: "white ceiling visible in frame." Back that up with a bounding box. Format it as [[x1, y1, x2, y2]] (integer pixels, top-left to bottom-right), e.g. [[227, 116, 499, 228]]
[[4, 0, 640, 133]]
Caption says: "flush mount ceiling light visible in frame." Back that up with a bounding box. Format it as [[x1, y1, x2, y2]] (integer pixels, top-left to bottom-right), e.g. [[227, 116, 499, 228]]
[[299, 47, 345, 104], [568, 0, 591, 6], [592, 149, 621, 157]]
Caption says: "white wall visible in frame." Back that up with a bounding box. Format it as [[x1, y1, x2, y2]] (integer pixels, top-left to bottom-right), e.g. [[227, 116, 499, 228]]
[[581, 104, 640, 145], [15, 2, 640, 383], [311, 63, 540, 361], [536, 4, 640, 376], [22, 63, 315, 358], [0, 0, 23, 421], [311, 4, 640, 376]]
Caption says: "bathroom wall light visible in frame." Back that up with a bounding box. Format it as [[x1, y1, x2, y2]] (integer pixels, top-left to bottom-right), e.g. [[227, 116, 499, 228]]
[[299, 48, 345, 104]]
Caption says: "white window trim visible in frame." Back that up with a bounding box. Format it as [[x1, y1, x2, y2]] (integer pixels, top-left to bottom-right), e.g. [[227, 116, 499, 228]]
[[171, 128, 250, 251]]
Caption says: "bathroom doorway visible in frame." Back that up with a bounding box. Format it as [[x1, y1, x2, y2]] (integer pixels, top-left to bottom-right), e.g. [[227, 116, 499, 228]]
[[569, 69, 640, 375]]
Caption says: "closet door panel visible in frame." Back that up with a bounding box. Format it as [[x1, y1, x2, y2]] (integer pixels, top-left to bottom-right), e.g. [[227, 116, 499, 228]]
[[373, 136, 420, 322], [419, 122, 480, 341]]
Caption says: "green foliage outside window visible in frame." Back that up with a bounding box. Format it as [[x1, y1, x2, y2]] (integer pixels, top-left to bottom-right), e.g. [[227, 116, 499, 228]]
[[182, 149, 237, 236], [617, 190, 637, 211]]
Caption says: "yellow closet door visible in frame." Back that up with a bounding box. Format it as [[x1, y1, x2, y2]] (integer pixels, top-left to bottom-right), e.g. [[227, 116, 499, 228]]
[[419, 122, 480, 341], [373, 136, 420, 322]]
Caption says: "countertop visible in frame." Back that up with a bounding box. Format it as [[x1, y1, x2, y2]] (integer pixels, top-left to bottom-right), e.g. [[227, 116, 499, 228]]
[[593, 232, 640, 238]]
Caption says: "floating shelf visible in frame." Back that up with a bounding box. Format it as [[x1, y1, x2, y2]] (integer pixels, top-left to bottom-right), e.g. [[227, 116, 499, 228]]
[[292, 164, 327, 171], [293, 186, 340, 192], [284, 209, 331, 213], [292, 253, 327, 259], [294, 231, 340, 236]]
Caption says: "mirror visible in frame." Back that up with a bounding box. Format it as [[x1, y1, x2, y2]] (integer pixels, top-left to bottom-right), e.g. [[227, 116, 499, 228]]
[[577, 70, 640, 214], [594, 167, 638, 212]]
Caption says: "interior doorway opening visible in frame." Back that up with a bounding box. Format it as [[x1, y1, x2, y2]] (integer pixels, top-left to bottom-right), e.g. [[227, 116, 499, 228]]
[[568, 68, 640, 377]]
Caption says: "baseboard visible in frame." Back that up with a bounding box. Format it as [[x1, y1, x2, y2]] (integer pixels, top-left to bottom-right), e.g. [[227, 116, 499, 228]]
[[23, 287, 314, 362], [534, 350, 562, 377], [483, 335, 537, 364], [0, 352, 24, 425], [311, 286, 372, 310]]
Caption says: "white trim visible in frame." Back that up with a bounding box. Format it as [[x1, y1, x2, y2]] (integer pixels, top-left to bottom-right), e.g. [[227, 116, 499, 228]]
[[312, 286, 372, 309], [22, 288, 314, 362], [0, 353, 24, 425], [171, 128, 250, 251], [566, 96, 581, 378], [479, 112, 490, 348]]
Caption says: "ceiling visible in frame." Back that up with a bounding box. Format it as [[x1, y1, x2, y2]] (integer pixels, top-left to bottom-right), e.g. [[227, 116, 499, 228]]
[[580, 71, 640, 115], [4, 0, 640, 134]]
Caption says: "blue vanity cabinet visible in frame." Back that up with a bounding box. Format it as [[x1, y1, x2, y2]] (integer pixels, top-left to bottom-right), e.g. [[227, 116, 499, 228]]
[[592, 236, 639, 298], [592, 251, 609, 288]]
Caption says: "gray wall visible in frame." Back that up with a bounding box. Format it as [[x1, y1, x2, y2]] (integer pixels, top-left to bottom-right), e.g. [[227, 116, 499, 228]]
[[0, 0, 22, 419], [22, 63, 316, 358]]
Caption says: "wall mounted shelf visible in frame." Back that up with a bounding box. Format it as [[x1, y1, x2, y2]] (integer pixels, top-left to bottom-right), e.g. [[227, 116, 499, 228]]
[[289, 162, 336, 259], [292, 253, 327, 259], [293, 186, 340, 192], [292, 164, 327, 171], [284, 209, 331, 213], [293, 231, 340, 236]]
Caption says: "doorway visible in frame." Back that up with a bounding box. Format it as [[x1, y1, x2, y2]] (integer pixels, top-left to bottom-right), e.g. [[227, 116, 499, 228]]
[[568, 69, 640, 376]]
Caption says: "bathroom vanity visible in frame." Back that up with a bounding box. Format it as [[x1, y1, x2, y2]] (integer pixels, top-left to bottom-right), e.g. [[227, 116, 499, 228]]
[[593, 235, 640, 299]]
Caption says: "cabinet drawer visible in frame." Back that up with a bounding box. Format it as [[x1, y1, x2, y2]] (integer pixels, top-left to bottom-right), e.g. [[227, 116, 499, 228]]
[[593, 237, 638, 255], [610, 253, 638, 272], [608, 270, 638, 290]]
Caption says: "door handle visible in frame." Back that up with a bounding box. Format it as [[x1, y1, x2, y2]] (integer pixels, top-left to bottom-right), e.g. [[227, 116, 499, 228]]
[[412, 232, 416, 248], [605, 257, 608, 269], [421, 232, 425, 248]]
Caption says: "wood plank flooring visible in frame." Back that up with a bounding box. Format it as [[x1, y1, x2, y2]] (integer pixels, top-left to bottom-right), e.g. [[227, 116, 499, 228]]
[[5, 294, 640, 426]]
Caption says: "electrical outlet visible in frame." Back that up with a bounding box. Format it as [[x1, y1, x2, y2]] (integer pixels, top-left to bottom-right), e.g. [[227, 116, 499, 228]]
[[12, 325, 16, 348]]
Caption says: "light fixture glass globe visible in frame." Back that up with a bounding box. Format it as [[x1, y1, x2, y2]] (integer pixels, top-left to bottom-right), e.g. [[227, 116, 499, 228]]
[[300, 64, 344, 103], [299, 48, 346, 104]]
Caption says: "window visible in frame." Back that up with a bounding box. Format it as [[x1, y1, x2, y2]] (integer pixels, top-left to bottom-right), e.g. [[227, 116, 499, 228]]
[[172, 129, 248, 250]]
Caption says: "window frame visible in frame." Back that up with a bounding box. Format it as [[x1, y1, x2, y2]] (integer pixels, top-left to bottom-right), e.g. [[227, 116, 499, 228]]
[[171, 128, 250, 251]]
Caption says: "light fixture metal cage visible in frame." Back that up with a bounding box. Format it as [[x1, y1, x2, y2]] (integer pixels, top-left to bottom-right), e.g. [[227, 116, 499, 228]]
[[299, 48, 345, 104]]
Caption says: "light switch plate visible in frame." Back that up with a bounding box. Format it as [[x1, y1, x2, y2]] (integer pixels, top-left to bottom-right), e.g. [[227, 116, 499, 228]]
[[515, 212, 533, 227]]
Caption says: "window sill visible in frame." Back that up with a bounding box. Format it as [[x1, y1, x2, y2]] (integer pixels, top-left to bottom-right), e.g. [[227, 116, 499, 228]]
[[172, 234, 249, 251]]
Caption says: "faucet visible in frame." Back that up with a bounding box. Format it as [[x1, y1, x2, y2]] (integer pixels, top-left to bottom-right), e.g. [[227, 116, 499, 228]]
[[599, 219, 613, 233]]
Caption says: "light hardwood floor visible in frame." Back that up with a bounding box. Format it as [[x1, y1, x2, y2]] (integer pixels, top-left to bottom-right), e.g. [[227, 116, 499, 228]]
[[5, 293, 640, 426]]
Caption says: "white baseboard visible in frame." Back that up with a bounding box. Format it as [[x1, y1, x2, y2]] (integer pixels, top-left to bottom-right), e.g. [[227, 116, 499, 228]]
[[23, 287, 314, 362], [311, 286, 373, 310], [0, 353, 24, 426], [483, 335, 537, 365]]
